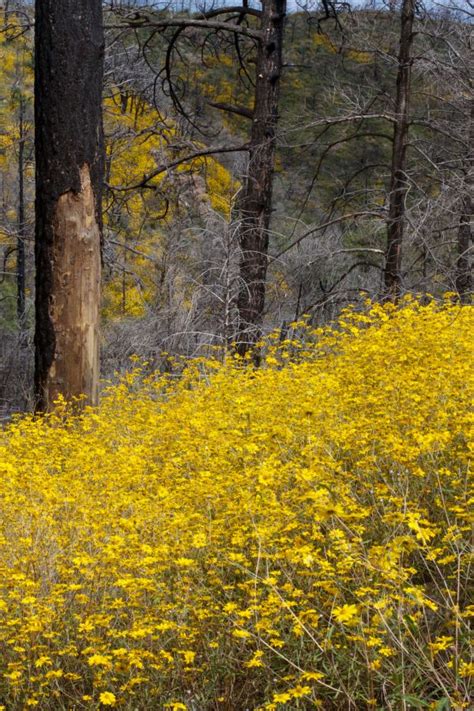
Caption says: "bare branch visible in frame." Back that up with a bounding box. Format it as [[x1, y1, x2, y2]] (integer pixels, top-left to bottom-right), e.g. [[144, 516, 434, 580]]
[[107, 18, 262, 41], [272, 211, 386, 261], [207, 101, 254, 120], [108, 144, 249, 191]]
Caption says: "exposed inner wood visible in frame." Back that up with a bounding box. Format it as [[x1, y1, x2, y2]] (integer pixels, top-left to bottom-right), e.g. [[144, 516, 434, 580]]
[[47, 164, 100, 407]]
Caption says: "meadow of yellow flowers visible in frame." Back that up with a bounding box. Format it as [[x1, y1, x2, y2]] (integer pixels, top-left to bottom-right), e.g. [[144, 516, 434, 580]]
[[0, 299, 472, 710]]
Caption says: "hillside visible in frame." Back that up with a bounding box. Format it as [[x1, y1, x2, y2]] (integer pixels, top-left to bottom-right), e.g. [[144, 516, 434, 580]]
[[0, 3, 471, 413]]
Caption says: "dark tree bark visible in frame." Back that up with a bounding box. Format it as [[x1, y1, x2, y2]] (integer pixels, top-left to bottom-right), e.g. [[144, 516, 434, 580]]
[[384, 0, 415, 299], [17, 95, 26, 333], [35, 0, 104, 411], [235, 0, 286, 357], [456, 101, 472, 303], [457, 200, 472, 302], [110, 2, 284, 357]]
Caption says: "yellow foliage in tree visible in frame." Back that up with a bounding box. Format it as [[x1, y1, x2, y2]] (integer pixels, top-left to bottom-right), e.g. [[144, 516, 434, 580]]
[[102, 92, 237, 319], [312, 32, 339, 53], [0, 22, 32, 156], [346, 49, 372, 64], [197, 154, 239, 218]]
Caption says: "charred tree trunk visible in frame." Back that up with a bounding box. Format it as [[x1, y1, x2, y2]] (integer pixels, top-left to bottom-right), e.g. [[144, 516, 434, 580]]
[[17, 96, 26, 333], [235, 0, 286, 357], [384, 0, 415, 299], [457, 200, 472, 302], [456, 101, 473, 303], [34, 0, 104, 411]]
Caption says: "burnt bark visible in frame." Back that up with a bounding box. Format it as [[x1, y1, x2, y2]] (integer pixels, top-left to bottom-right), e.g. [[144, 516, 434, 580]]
[[384, 0, 415, 299], [456, 101, 473, 303], [35, 0, 104, 411], [235, 0, 286, 357], [17, 96, 26, 333], [457, 201, 472, 302]]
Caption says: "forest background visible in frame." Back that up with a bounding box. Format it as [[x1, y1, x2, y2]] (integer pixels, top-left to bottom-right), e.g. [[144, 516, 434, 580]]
[[0, 0, 472, 415]]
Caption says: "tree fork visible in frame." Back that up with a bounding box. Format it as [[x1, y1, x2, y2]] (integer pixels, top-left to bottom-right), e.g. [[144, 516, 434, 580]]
[[34, 0, 104, 411]]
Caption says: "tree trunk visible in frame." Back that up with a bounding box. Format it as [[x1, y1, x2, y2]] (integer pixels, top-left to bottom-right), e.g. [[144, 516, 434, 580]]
[[235, 0, 286, 357], [457, 200, 472, 302], [17, 96, 26, 333], [456, 101, 472, 303], [34, 0, 104, 411], [384, 0, 415, 299]]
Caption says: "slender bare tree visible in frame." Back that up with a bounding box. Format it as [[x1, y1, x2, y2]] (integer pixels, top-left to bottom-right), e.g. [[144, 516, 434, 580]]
[[455, 102, 473, 303], [384, 0, 416, 297], [109, 0, 286, 358], [235, 0, 286, 356]]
